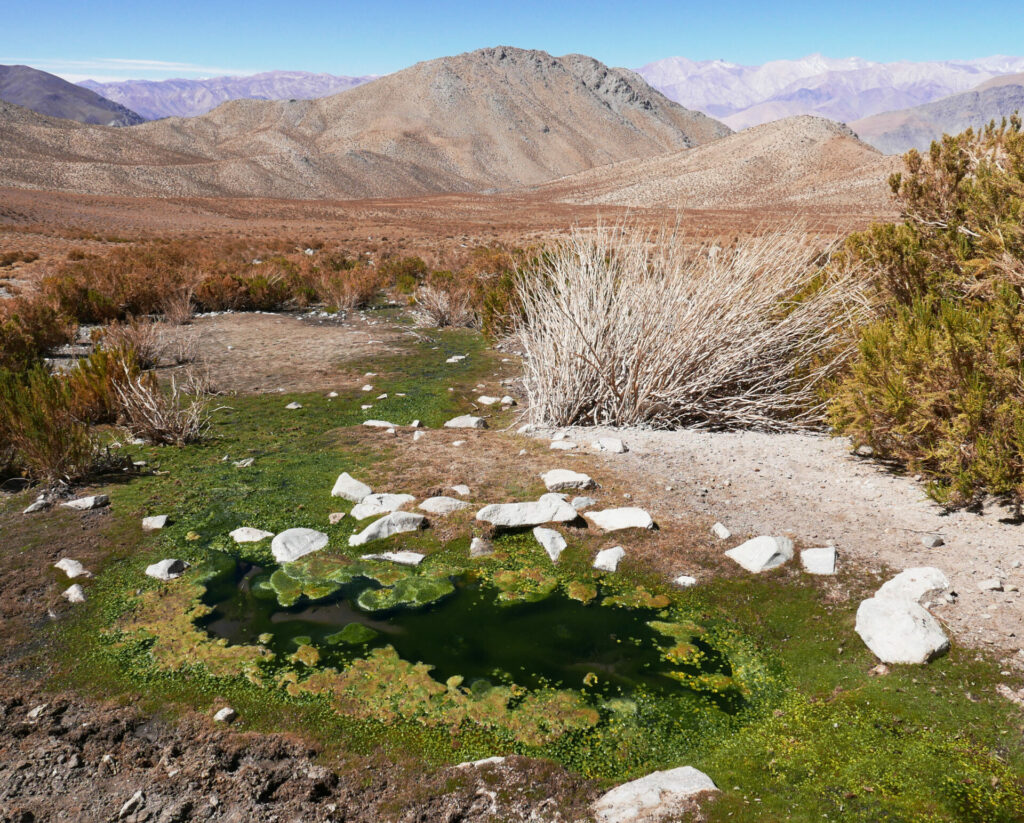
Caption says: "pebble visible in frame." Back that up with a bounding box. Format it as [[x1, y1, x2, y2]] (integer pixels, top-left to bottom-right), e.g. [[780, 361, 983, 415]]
[[213, 707, 237, 723], [922, 535, 945, 548], [711, 522, 731, 540], [285, 402, 302, 410], [142, 515, 168, 531], [62, 584, 86, 603]]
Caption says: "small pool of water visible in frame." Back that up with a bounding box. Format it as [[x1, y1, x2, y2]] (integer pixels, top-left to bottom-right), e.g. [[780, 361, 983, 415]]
[[200, 557, 739, 704]]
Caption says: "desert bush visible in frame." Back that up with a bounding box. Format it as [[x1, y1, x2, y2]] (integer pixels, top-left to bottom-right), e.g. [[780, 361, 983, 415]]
[[413, 272, 478, 328], [379, 256, 428, 293], [66, 345, 142, 424], [161, 287, 194, 325], [0, 366, 98, 486], [96, 319, 162, 368], [829, 117, 1024, 506], [0, 250, 39, 267], [312, 266, 381, 310], [0, 297, 74, 371], [114, 368, 212, 446], [515, 224, 868, 430]]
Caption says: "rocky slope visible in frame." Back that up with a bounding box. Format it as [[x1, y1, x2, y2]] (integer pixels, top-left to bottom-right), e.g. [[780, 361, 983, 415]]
[[540, 115, 898, 212], [79, 70, 377, 120], [851, 74, 1024, 154], [0, 47, 729, 200], [0, 64, 143, 126]]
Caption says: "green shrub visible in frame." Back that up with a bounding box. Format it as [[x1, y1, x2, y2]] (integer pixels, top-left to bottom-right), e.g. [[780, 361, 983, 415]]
[[829, 116, 1024, 507], [378, 256, 427, 293], [0, 298, 73, 371]]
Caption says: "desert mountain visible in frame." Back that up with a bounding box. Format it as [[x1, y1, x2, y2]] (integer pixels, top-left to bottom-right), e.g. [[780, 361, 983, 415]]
[[79, 71, 377, 120], [541, 116, 898, 213], [0, 47, 729, 200], [636, 54, 1024, 130], [851, 74, 1024, 154], [0, 64, 143, 126]]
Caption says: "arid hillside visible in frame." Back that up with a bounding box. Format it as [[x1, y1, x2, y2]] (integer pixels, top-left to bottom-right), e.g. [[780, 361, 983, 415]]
[[0, 47, 729, 201], [539, 115, 898, 213], [0, 64, 144, 126]]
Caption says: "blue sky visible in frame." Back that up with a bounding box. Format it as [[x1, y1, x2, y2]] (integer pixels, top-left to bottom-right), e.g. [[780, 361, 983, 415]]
[[4, 0, 1024, 81]]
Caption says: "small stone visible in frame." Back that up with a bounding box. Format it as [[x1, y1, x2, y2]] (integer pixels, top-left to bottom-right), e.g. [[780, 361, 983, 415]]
[[455, 756, 506, 769], [725, 536, 794, 573], [571, 496, 597, 511], [978, 578, 1004, 592], [922, 534, 945, 548], [22, 496, 50, 515], [360, 550, 426, 566], [868, 663, 890, 676], [594, 546, 626, 572], [517, 424, 536, 434], [213, 707, 236, 724], [328, 512, 346, 525], [876, 567, 950, 604], [550, 441, 578, 451], [446, 355, 466, 363], [855, 444, 874, 457], [470, 537, 493, 558], [271, 528, 329, 562], [593, 437, 628, 454], [61, 494, 109, 511], [145, 559, 190, 580], [711, 522, 731, 540], [855, 597, 949, 664], [410, 419, 421, 427], [477, 395, 500, 406], [361, 404, 373, 410], [363, 419, 397, 428], [541, 469, 595, 492], [349, 512, 426, 547], [673, 575, 698, 588], [533, 527, 567, 562], [119, 790, 145, 819], [327, 391, 339, 398], [377, 393, 388, 400], [230, 527, 274, 543], [142, 515, 168, 531], [331, 472, 372, 502], [54, 558, 91, 579], [444, 415, 487, 429], [361, 384, 374, 391], [501, 396, 516, 406], [413, 431, 425, 441], [592, 766, 717, 822], [232, 457, 255, 468], [285, 402, 302, 410], [452, 440, 466, 446], [419, 496, 471, 515], [62, 584, 86, 603], [584, 507, 655, 532], [801, 546, 838, 575], [451, 484, 471, 496], [350, 493, 416, 520]]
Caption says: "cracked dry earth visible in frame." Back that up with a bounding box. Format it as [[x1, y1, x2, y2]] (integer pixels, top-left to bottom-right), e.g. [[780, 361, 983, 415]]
[[534, 425, 1024, 670]]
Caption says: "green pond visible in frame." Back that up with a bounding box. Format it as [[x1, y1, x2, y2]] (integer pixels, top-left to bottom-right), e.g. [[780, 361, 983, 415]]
[[199, 554, 744, 710]]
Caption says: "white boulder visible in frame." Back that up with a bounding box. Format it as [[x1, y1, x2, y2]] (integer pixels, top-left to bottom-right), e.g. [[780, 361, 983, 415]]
[[550, 441, 578, 451], [476, 495, 578, 527], [533, 527, 567, 562], [673, 575, 698, 588], [444, 415, 487, 429], [594, 546, 626, 573], [54, 558, 91, 579], [584, 508, 655, 532], [285, 402, 302, 410], [213, 707, 237, 723], [541, 469, 595, 492], [455, 756, 506, 769], [363, 419, 397, 429], [142, 515, 168, 531], [451, 484, 471, 496], [477, 395, 500, 406], [272, 528, 329, 562], [724, 536, 793, 572], [349, 512, 426, 547], [62, 494, 109, 511], [331, 472, 372, 502], [419, 496, 471, 515], [145, 558, 190, 581], [801, 547, 838, 575], [350, 493, 415, 520], [593, 437, 628, 454], [711, 522, 731, 540], [571, 496, 597, 511], [875, 567, 949, 604], [230, 527, 274, 543], [592, 766, 717, 823], [62, 584, 86, 603], [360, 550, 425, 566], [855, 596, 950, 664]]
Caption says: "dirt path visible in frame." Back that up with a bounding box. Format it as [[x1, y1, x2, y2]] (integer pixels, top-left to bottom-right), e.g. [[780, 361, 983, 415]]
[[529, 425, 1024, 668]]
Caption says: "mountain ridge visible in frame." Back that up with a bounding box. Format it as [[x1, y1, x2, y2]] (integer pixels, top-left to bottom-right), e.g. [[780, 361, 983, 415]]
[[0, 64, 143, 126]]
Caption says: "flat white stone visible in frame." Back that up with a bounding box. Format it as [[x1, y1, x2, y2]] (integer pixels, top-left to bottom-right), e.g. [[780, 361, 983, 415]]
[[446, 355, 466, 363], [550, 441, 578, 451], [724, 536, 794, 572], [272, 528, 329, 562], [452, 440, 466, 446], [455, 756, 506, 769], [376, 393, 388, 399], [230, 527, 274, 543], [444, 415, 487, 429], [476, 495, 578, 527], [533, 527, 567, 562], [584, 507, 655, 532], [592, 766, 717, 823], [360, 550, 425, 566], [363, 419, 397, 429], [517, 424, 536, 434], [361, 384, 374, 391], [285, 402, 302, 410], [450, 484, 471, 497], [571, 496, 597, 511], [233, 457, 255, 468], [54, 558, 91, 579], [419, 496, 471, 515], [541, 469, 595, 492], [142, 515, 168, 531], [593, 437, 628, 454], [23, 497, 49, 514], [855, 596, 950, 664], [145, 558, 190, 581], [673, 575, 698, 588], [594, 546, 626, 572], [61, 495, 109, 511], [477, 395, 500, 406], [213, 707, 237, 723], [711, 522, 731, 540], [349, 511, 426, 547], [801, 546, 838, 575], [331, 472, 372, 502], [978, 577, 1003, 592], [350, 493, 415, 520], [875, 567, 949, 604], [501, 396, 516, 406], [62, 584, 86, 603], [327, 391, 338, 398]]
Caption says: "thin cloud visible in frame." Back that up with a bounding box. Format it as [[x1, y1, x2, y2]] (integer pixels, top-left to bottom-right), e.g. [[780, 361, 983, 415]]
[[0, 57, 260, 80]]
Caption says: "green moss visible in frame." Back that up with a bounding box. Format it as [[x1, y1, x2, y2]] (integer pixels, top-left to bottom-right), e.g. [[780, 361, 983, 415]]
[[356, 576, 455, 612], [326, 623, 378, 645]]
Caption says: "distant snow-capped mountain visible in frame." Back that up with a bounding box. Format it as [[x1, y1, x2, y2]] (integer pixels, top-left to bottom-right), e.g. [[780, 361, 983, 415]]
[[78, 70, 378, 120], [635, 54, 1024, 129]]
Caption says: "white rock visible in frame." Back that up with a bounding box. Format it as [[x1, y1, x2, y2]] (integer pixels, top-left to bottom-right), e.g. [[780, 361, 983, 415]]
[[54, 558, 91, 579], [61, 494, 109, 511], [455, 756, 506, 769], [327, 391, 339, 398], [541, 469, 595, 492], [444, 415, 487, 429], [446, 355, 466, 363], [673, 575, 698, 588], [571, 496, 597, 511], [477, 395, 500, 406], [711, 522, 731, 540], [517, 424, 536, 434], [349, 512, 426, 547], [363, 419, 397, 429], [801, 547, 838, 575], [922, 534, 945, 548], [584, 508, 655, 532], [476, 495, 578, 527], [592, 766, 717, 823], [470, 537, 493, 558], [419, 496, 471, 515], [875, 567, 950, 604], [724, 536, 794, 572], [360, 550, 426, 566], [119, 790, 145, 819], [533, 527, 567, 562], [410, 419, 420, 427], [23, 496, 49, 515], [213, 707, 237, 723], [285, 402, 302, 410], [501, 396, 516, 406], [377, 393, 388, 400], [451, 484, 471, 496], [855, 596, 950, 664], [452, 440, 466, 447], [550, 441, 578, 451], [331, 472, 372, 502], [142, 515, 168, 531], [593, 437, 628, 454], [361, 384, 374, 391], [978, 577, 1003, 592], [361, 404, 373, 410], [62, 584, 86, 603], [145, 558, 190, 581], [230, 527, 274, 543], [271, 528, 329, 562], [233, 457, 255, 468], [551, 432, 568, 441], [594, 546, 626, 572], [350, 493, 415, 520]]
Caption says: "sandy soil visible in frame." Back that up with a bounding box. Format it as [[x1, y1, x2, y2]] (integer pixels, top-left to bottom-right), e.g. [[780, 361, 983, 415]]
[[528, 425, 1024, 668]]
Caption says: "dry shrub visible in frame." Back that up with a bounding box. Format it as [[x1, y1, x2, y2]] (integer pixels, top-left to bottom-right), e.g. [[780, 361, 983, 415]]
[[96, 319, 162, 368], [414, 273, 478, 328], [161, 287, 194, 325], [313, 267, 382, 310], [114, 367, 212, 445], [515, 224, 869, 431], [0, 297, 74, 371], [66, 345, 141, 424]]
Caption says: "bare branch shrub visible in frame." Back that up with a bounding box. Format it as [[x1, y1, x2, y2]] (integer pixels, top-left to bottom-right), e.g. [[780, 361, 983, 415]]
[[114, 367, 212, 445], [162, 287, 195, 325], [413, 281, 478, 328], [514, 224, 870, 431], [312, 267, 381, 310], [97, 319, 162, 368]]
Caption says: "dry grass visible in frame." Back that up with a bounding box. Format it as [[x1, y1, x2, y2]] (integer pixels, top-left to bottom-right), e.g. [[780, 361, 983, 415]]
[[514, 224, 870, 431], [114, 367, 212, 445], [413, 282, 478, 328]]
